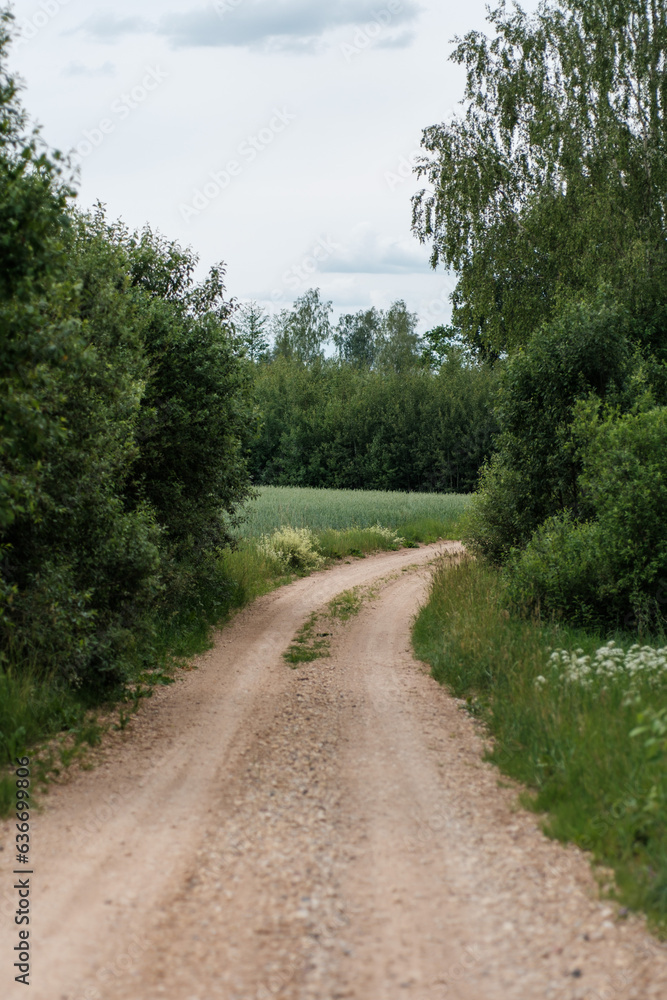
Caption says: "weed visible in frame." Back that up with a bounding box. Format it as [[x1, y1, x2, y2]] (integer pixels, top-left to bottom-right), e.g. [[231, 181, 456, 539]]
[[283, 613, 331, 665]]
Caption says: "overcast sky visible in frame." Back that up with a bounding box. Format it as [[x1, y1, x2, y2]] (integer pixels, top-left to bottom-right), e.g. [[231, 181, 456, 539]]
[[8, 0, 539, 331]]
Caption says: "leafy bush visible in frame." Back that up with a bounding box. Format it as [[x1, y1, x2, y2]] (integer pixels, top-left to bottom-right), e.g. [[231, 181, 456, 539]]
[[508, 405, 667, 632], [256, 527, 324, 572], [0, 27, 254, 690], [464, 293, 636, 561]]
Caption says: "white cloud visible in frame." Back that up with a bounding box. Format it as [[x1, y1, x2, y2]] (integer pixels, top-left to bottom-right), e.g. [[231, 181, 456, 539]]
[[74, 14, 151, 42], [75, 0, 422, 53], [62, 60, 116, 78]]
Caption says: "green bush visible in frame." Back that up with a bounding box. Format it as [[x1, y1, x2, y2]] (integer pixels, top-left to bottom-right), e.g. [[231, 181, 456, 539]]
[[507, 514, 607, 627], [0, 28, 254, 691], [508, 405, 667, 632], [464, 293, 635, 561]]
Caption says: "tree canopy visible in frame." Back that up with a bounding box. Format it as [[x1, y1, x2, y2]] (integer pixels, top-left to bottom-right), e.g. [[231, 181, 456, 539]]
[[412, 0, 667, 356]]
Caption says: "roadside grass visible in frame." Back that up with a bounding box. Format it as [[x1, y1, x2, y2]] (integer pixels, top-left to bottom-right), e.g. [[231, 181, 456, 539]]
[[413, 554, 667, 932], [0, 657, 118, 813], [0, 488, 468, 817]]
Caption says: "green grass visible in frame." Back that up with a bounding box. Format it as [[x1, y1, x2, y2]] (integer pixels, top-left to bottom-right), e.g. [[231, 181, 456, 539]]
[[234, 486, 470, 540], [283, 611, 332, 665], [0, 656, 123, 811], [283, 587, 369, 666], [413, 553, 667, 933]]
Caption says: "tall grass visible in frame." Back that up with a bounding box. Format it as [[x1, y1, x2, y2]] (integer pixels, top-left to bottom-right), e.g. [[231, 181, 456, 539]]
[[413, 554, 667, 931]]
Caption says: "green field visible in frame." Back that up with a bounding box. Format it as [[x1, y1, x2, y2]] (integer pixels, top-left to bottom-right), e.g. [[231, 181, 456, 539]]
[[234, 486, 470, 538]]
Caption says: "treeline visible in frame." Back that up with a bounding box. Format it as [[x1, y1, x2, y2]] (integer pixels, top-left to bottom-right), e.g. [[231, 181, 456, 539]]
[[234, 289, 499, 493], [0, 14, 253, 690], [249, 357, 496, 493], [414, 0, 667, 633]]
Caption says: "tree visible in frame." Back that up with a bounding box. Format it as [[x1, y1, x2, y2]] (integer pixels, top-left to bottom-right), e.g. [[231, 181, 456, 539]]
[[333, 307, 383, 367], [412, 0, 667, 357], [234, 301, 270, 362], [419, 325, 475, 370], [272, 288, 332, 363], [376, 300, 421, 372], [0, 8, 77, 535]]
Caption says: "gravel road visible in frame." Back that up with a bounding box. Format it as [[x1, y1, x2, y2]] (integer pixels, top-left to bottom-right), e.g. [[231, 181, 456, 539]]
[[2, 541, 667, 1000]]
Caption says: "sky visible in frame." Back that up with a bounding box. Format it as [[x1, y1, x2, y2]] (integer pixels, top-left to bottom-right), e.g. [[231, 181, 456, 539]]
[[8, 0, 539, 332]]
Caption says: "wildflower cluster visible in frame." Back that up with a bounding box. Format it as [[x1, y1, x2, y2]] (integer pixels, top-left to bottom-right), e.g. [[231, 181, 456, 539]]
[[537, 641, 667, 700], [256, 526, 324, 572]]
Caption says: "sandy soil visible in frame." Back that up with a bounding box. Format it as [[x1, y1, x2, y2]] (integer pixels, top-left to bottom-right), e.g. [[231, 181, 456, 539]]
[[2, 541, 667, 1000]]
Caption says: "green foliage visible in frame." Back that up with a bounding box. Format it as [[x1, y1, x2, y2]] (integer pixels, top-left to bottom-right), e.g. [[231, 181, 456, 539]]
[[464, 294, 637, 561], [0, 11, 79, 539], [0, 22, 254, 692], [413, 555, 667, 929], [332, 300, 421, 371], [420, 325, 473, 370], [508, 405, 667, 631], [333, 307, 383, 367], [413, 0, 667, 356], [272, 288, 333, 363], [233, 301, 270, 362], [374, 300, 421, 372], [250, 354, 498, 493]]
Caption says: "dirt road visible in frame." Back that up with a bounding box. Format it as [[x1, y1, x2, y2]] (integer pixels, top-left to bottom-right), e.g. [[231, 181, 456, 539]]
[[3, 542, 667, 999]]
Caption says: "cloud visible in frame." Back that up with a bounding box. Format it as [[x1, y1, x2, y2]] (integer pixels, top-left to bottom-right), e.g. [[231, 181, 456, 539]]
[[319, 227, 430, 275], [74, 1, 422, 53], [62, 60, 116, 78], [74, 14, 151, 42]]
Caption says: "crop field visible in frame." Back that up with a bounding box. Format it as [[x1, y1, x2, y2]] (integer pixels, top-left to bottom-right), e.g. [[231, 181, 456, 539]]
[[234, 486, 471, 538]]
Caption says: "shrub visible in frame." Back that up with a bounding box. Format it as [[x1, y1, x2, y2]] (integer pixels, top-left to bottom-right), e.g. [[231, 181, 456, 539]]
[[256, 527, 323, 572], [508, 405, 667, 632], [465, 293, 634, 561]]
